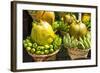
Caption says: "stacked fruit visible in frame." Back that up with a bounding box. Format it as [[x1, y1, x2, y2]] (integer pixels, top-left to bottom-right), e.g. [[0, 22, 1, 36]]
[[23, 11, 62, 55], [63, 32, 91, 50], [23, 35, 62, 55], [62, 13, 91, 50], [23, 11, 91, 59], [51, 12, 91, 50], [52, 20, 69, 32]]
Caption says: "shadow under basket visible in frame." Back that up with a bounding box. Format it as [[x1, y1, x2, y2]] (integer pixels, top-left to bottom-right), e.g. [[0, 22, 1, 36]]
[[28, 49, 60, 62], [67, 48, 90, 60]]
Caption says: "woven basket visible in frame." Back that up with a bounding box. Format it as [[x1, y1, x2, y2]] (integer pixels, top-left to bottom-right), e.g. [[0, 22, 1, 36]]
[[67, 48, 90, 60], [28, 49, 60, 62]]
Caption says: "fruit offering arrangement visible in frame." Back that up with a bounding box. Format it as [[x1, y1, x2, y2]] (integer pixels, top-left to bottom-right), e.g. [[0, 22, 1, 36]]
[[23, 35, 62, 55], [63, 32, 91, 50], [23, 10, 63, 56], [52, 12, 91, 50], [23, 10, 91, 60]]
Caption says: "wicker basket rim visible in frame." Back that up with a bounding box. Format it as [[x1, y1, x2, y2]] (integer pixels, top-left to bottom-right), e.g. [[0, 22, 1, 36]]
[[28, 48, 60, 57]]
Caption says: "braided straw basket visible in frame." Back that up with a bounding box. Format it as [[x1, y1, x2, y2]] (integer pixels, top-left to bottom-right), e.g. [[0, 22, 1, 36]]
[[67, 48, 90, 60]]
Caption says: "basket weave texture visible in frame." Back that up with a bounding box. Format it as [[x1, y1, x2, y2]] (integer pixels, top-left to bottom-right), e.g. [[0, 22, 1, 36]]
[[67, 48, 90, 60]]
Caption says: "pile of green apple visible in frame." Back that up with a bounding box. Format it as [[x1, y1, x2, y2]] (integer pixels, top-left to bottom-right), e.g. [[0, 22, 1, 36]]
[[23, 35, 62, 55]]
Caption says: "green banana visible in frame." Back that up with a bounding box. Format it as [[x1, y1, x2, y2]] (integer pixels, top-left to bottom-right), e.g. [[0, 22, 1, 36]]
[[71, 39, 77, 48], [83, 39, 89, 49], [86, 37, 91, 48], [65, 37, 69, 46], [71, 36, 74, 40], [67, 34, 71, 47], [83, 36, 89, 49], [67, 33, 70, 41], [63, 36, 68, 45], [70, 36, 73, 48], [63, 32, 91, 50], [78, 41, 85, 49], [86, 32, 91, 40], [74, 38, 78, 48], [63, 33, 71, 48], [79, 37, 84, 44]]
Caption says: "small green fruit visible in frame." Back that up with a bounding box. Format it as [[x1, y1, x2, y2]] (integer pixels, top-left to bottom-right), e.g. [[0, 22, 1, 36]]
[[36, 51, 41, 55], [31, 48, 36, 54], [44, 50, 49, 54], [44, 45, 50, 49], [50, 48, 54, 53], [24, 43, 28, 48], [26, 47, 31, 52], [28, 42, 32, 47]]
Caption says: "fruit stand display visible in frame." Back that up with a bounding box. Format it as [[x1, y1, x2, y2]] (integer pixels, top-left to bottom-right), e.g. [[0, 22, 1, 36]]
[[23, 10, 91, 62]]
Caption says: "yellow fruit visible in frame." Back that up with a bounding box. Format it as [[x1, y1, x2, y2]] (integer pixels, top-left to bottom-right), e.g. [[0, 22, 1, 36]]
[[63, 13, 76, 24], [69, 20, 87, 38], [31, 11, 55, 24], [82, 13, 91, 24], [31, 20, 55, 45]]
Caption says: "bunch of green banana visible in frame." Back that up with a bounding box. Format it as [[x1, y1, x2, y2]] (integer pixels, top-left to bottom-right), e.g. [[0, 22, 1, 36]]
[[52, 21, 60, 31], [52, 21, 69, 32], [63, 33, 78, 48], [70, 36, 78, 48], [53, 35, 62, 50], [78, 32, 91, 50], [58, 21, 69, 32], [63, 32, 91, 50]]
